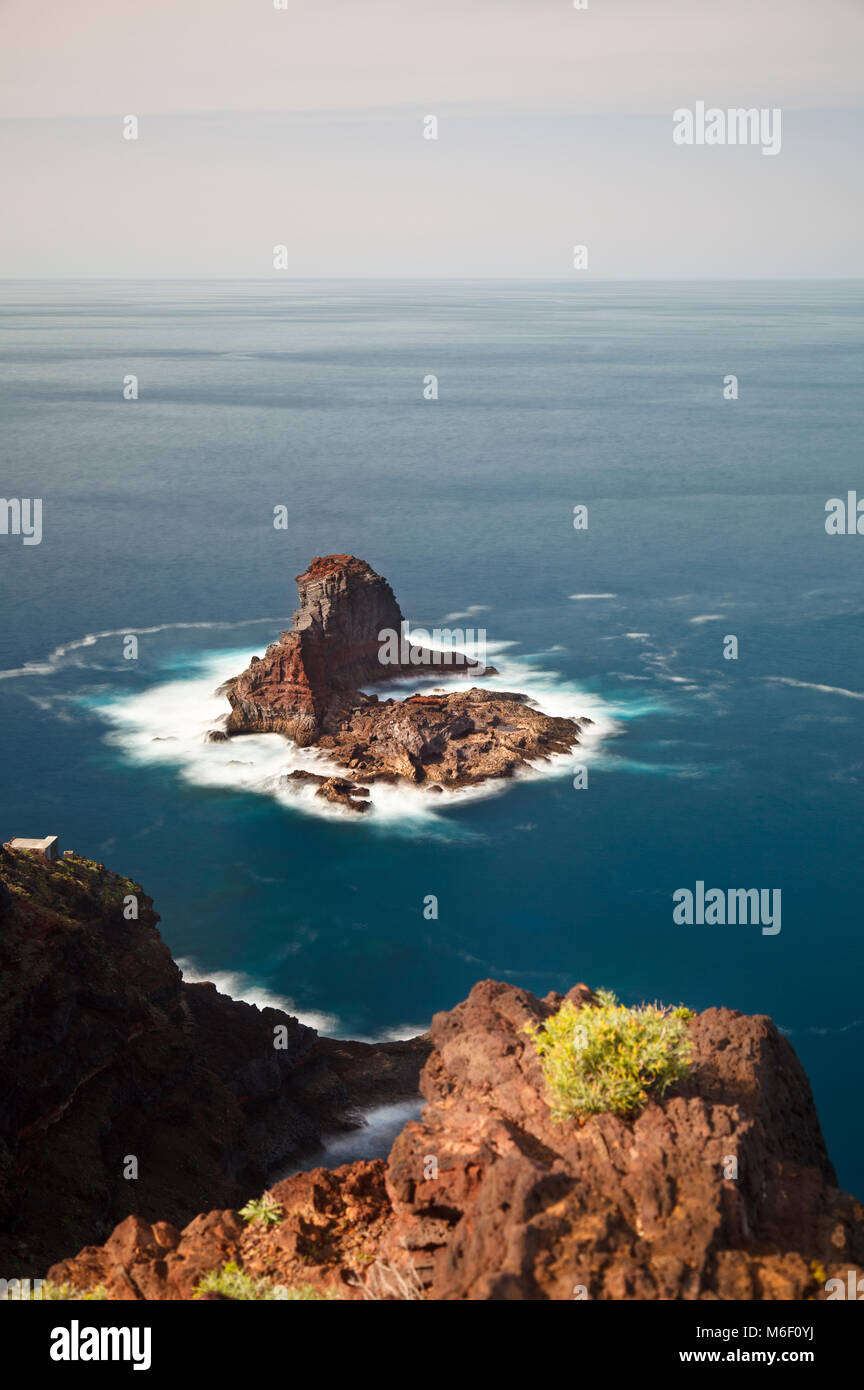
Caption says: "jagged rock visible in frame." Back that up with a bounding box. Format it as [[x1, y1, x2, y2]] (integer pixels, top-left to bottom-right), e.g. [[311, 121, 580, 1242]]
[[317, 689, 586, 787], [376, 981, 864, 1299], [284, 769, 372, 813], [205, 729, 228, 742], [223, 556, 584, 789], [225, 555, 484, 746], [48, 1164, 390, 1301]]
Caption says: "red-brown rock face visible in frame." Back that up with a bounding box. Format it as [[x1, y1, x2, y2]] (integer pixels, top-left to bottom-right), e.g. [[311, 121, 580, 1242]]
[[292, 554, 405, 683], [48, 979, 864, 1301], [378, 981, 864, 1300], [225, 556, 411, 745]]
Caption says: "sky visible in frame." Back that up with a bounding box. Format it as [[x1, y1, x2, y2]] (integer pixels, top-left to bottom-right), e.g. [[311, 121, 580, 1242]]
[[0, 0, 862, 278]]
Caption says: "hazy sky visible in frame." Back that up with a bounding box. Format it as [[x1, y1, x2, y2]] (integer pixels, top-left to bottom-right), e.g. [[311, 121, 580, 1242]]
[[1, 0, 862, 277]]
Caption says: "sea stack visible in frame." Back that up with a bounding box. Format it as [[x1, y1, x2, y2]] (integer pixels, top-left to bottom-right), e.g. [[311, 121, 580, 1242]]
[[224, 554, 458, 745], [222, 555, 589, 793]]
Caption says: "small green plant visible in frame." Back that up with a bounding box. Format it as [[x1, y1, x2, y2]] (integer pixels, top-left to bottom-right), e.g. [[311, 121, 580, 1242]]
[[239, 1194, 283, 1227], [525, 988, 693, 1122], [195, 1262, 340, 1301], [45, 1282, 109, 1301]]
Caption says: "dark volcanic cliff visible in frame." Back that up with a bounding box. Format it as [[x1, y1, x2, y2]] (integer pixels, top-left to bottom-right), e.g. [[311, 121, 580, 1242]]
[[222, 555, 588, 800], [0, 847, 428, 1275]]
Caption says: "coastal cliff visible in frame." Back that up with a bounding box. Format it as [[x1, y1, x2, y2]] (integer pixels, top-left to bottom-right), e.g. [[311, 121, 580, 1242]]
[[0, 847, 428, 1276], [5, 850, 862, 1300], [46, 978, 864, 1301], [222, 555, 588, 804]]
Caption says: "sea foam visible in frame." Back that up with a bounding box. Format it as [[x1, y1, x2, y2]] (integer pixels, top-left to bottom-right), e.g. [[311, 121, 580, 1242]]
[[176, 955, 340, 1034], [91, 634, 624, 827]]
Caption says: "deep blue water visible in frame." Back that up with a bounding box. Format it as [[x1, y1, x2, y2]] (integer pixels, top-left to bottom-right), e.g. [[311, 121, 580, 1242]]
[[1, 280, 861, 1191]]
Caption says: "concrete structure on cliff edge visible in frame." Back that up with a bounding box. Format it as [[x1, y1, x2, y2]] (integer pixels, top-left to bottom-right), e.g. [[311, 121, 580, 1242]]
[[5, 835, 59, 861]]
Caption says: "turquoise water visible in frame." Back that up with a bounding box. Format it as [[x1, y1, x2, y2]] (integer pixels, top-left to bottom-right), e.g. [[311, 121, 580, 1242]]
[[1, 280, 862, 1189]]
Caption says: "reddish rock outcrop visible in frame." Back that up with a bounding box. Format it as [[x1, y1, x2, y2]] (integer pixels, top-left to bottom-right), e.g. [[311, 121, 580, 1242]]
[[314, 687, 586, 787], [378, 981, 864, 1300], [224, 554, 472, 746], [223, 556, 586, 790], [48, 1164, 391, 1301], [0, 848, 428, 1276], [48, 979, 864, 1301]]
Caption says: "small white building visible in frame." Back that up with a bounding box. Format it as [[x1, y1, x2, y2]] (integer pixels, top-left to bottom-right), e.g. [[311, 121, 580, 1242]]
[[6, 835, 59, 861]]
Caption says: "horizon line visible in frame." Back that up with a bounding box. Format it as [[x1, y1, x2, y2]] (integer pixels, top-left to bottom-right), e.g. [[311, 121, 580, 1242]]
[[2, 276, 863, 284]]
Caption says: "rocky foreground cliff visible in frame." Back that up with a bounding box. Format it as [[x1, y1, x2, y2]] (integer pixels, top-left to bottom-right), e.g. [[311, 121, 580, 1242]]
[[0, 848, 428, 1277], [44, 983, 864, 1301], [4, 850, 862, 1300], [221, 555, 588, 808]]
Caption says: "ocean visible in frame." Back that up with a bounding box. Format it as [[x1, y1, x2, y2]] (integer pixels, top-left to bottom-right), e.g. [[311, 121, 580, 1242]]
[[1, 279, 861, 1190]]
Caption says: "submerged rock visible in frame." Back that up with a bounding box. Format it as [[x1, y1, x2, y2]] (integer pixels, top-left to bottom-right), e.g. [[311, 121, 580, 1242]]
[[284, 769, 372, 813]]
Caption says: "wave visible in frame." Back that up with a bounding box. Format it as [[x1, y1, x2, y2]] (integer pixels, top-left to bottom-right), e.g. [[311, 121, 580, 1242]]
[[439, 605, 490, 623], [763, 675, 864, 702], [273, 1098, 426, 1178], [177, 955, 427, 1042], [176, 956, 340, 1034], [0, 617, 285, 682]]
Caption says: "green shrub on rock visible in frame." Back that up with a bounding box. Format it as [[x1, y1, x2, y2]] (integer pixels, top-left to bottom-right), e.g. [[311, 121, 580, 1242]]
[[525, 988, 693, 1122]]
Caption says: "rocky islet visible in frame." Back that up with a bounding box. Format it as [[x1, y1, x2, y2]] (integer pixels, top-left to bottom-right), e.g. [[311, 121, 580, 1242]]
[[221, 555, 590, 808]]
